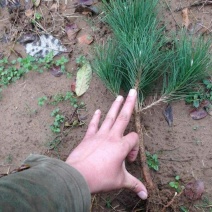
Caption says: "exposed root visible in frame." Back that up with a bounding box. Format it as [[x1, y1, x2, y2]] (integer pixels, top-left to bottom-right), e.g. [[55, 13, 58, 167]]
[[162, 190, 184, 212], [134, 106, 154, 189]]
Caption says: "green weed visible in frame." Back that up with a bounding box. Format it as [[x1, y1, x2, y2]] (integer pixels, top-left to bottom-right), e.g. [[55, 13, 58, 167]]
[[76, 55, 87, 66], [0, 52, 69, 87], [50, 108, 65, 133], [180, 206, 189, 212], [38, 91, 82, 108], [185, 79, 212, 108], [146, 151, 159, 171], [169, 176, 182, 193], [31, 12, 43, 24], [38, 96, 48, 106]]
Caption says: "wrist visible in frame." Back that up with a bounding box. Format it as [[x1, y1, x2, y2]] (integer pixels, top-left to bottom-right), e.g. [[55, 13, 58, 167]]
[[65, 160, 95, 193]]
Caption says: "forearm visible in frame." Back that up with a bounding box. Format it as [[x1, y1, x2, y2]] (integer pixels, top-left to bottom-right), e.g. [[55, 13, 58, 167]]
[[0, 154, 91, 212]]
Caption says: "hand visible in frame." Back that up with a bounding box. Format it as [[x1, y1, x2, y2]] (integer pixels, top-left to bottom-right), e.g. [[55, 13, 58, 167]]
[[66, 89, 148, 200]]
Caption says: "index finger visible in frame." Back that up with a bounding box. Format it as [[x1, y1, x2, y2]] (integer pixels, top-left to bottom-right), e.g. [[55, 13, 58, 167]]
[[111, 89, 137, 136]]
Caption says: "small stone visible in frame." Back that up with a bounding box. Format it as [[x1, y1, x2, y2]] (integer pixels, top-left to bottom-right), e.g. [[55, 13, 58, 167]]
[[78, 34, 93, 45]]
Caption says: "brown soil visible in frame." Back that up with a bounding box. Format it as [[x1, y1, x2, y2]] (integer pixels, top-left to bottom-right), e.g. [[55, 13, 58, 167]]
[[0, 0, 211, 211]]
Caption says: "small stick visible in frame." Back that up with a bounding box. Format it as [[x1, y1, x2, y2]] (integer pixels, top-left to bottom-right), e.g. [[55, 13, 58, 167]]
[[175, 0, 212, 12], [161, 190, 183, 212]]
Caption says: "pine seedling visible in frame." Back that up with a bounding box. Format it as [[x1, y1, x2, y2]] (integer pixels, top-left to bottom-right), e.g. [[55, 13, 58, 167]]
[[94, 0, 211, 189]]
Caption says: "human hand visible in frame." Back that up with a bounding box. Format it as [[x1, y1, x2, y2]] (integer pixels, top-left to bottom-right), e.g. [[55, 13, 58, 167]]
[[66, 89, 148, 200]]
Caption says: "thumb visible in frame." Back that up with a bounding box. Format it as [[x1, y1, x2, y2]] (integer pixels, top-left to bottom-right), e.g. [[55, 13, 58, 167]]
[[124, 172, 148, 200]]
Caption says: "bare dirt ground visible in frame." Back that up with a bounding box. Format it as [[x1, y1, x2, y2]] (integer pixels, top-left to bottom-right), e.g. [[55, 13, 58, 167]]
[[0, 0, 211, 211]]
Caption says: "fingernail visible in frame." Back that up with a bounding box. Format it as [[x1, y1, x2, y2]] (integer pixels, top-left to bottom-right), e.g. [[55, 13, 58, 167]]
[[128, 89, 136, 96], [116, 95, 123, 102], [137, 191, 148, 200], [95, 109, 101, 114]]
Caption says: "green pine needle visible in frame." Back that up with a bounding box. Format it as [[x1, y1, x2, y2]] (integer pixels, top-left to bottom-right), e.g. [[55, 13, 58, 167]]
[[94, 0, 212, 110]]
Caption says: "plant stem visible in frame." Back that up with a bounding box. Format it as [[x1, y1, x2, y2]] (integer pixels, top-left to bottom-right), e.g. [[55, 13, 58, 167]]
[[134, 102, 154, 189]]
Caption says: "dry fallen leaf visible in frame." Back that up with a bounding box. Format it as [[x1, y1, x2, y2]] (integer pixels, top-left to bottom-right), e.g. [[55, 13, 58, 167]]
[[79, 0, 94, 6], [182, 8, 189, 29], [78, 34, 93, 45], [50, 3, 58, 11], [71, 81, 76, 92], [25, 9, 34, 17], [184, 180, 204, 200], [190, 108, 208, 120], [50, 65, 63, 77], [65, 23, 80, 41], [75, 62, 92, 96]]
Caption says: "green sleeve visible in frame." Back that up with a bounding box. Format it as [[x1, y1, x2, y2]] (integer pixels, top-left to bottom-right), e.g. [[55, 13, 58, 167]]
[[0, 154, 91, 212]]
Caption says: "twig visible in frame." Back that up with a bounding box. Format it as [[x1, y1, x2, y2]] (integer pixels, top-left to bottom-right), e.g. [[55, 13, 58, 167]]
[[140, 96, 168, 112], [161, 190, 183, 212], [175, 0, 212, 12]]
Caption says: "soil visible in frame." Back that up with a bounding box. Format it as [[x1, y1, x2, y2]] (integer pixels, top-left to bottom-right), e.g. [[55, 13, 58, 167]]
[[0, 0, 211, 211]]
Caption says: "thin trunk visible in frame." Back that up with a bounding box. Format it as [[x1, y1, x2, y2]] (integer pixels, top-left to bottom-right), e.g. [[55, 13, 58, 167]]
[[134, 106, 154, 189]]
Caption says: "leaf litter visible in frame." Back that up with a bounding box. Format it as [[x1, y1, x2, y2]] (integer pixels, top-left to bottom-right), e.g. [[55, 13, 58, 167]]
[[25, 34, 67, 58], [75, 61, 92, 97]]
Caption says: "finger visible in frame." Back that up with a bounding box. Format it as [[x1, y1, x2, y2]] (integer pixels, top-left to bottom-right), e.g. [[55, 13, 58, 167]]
[[99, 95, 124, 133], [124, 172, 148, 200], [121, 132, 139, 161], [111, 89, 137, 136], [84, 109, 101, 139]]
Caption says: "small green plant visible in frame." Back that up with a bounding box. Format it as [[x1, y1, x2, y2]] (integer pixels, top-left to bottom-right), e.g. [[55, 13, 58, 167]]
[[38, 96, 48, 106], [169, 175, 182, 193], [76, 55, 87, 65], [50, 108, 65, 133], [146, 151, 159, 171], [180, 206, 189, 212], [105, 197, 112, 209], [185, 79, 212, 108], [31, 12, 43, 24], [0, 53, 69, 97], [50, 92, 79, 107], [46, 138, 61, 151]]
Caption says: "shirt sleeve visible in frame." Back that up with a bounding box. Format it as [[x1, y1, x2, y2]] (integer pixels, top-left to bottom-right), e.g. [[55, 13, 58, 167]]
[[0, 154, 91, 212]]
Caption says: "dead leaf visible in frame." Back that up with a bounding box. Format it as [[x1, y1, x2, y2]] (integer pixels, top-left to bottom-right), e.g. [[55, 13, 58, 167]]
[[25, 9, 34, 17], [50, 65, 63, 77], [75, 62, 92, 96], [75, 4, 99, 15], [78, 0, 93, 6], [184, 180, 204, 200], [163, 104, 173, 127], [65, 23, 80, 41], [25, 34, 67, 58], [78, 34, 93, 45], [18, 33, 38, 45], [190, 108, 207, 120], [182, 8, 189, 28], [50, 3, 58, 11], [24, 0, 33, 10]]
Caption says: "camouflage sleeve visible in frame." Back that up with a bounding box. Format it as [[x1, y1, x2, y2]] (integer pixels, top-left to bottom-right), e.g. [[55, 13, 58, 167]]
[[0, 154, 91, 212]]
